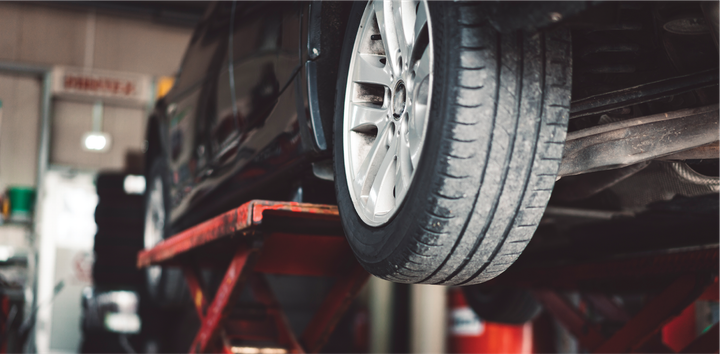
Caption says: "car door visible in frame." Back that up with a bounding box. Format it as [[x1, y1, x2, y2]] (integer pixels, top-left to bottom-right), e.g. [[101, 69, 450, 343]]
[[164, 2, 230, 215], [212, 2, 301, 167], [208, 2, 241, 168], [166, 3, 318, 229], [210, 61, 236, 165]]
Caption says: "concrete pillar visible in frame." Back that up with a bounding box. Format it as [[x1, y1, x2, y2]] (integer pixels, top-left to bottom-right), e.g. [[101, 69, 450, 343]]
[[410, 284, 447, 353]]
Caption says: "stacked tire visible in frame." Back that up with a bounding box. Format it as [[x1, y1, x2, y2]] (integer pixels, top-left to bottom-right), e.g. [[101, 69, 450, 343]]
[[80, 172, 145, 354], [92, 172, 145, 289]]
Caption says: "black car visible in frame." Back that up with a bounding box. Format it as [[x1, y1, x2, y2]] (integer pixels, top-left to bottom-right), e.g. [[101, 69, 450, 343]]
[[143, 1, 719, 302]]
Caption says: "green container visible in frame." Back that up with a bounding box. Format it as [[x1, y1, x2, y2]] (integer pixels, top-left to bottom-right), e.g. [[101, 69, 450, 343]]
[[8, 186, 34, 222]]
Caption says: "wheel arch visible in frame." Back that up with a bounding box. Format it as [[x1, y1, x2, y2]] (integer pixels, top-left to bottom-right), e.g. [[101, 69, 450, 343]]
[[304, 2, 353, 153]]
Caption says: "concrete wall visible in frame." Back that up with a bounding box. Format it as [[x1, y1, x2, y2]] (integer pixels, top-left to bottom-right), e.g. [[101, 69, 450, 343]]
[[93, 12, 191, 76], [0, 74, 41, 191], [0, 2, 193, 186], [0, 3, 88, 67], [0, 2, 191, 74]]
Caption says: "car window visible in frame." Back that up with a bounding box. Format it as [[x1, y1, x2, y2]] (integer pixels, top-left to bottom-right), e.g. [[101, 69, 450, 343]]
[[173, 3, 232, 94]]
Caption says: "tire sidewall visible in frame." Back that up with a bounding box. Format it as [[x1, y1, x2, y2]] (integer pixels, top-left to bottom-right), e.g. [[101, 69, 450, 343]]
[[145, 157, 171, 240], [333, 1, 451, 274], [144, 156, 186, 307]]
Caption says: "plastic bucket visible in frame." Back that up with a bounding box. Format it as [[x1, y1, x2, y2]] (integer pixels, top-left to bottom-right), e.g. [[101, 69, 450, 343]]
[[8, 186, 34, 222]]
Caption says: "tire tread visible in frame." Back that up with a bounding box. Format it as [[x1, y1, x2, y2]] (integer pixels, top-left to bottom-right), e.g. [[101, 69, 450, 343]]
[[397, 3, 570, 285]]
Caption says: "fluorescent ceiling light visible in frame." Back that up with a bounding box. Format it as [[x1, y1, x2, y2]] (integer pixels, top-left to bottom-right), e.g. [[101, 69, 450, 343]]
[[82, 132, 112, 152], [0, 246, 14, 262]]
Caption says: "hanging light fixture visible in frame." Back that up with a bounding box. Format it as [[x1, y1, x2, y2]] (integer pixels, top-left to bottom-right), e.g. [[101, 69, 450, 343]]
[[82, 101, 112, 152]]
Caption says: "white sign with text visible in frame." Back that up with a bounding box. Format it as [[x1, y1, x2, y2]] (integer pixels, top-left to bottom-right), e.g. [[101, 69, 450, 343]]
[[52, 66, 152, 106]]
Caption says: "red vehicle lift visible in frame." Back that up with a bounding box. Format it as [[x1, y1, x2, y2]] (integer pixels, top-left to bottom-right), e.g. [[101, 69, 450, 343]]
[[137, 200, 370, 354], [490, 245, 719, 353], [139, 199, 719, 353]]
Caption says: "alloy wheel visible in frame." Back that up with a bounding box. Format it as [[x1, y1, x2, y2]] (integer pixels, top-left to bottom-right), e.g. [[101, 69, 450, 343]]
[[343, 0, 434, 226]]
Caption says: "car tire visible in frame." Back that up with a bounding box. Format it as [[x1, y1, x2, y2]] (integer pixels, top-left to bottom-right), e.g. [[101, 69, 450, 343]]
[[462, 285, 541, 324], [333, 0, 572, 285], [144, 157, 188, 307]]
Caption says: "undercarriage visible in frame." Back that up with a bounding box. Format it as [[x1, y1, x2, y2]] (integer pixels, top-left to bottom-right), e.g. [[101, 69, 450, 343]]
[[556, 1, 718, 214]]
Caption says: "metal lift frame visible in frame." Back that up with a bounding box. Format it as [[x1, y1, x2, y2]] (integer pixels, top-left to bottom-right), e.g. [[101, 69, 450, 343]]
[[138, 200, 370, 354], [490, 245, 719, 353], [139, 199, 719, 353]]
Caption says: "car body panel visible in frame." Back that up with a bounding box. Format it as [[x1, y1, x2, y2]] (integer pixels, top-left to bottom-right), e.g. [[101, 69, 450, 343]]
[[153, 2, 314, 230]]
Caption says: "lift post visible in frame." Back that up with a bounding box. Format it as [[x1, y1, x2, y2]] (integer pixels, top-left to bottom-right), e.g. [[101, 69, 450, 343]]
[[137, 200, 370, 353]]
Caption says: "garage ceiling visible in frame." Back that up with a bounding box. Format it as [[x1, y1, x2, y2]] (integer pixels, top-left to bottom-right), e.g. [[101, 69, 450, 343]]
[[39, 1, 210, 28]]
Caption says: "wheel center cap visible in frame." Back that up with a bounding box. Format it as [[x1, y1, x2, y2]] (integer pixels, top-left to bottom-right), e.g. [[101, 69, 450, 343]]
[[392, 81, 406, 119]]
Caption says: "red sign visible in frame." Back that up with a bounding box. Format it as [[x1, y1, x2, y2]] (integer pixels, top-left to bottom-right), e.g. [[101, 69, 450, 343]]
[[52, 67, 151, 106], [63, 75, 136, 96]]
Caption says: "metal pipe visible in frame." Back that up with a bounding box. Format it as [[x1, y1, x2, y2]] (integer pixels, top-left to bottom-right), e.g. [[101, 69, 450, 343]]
[[36, 71, 52, 195], [560, 104, 719, 176], [0, 62, 50, 76], [92, 101, 103, 132], [570, 69, 719, 119], [658, 141, 719, 161], [31, 70, 52, 354]]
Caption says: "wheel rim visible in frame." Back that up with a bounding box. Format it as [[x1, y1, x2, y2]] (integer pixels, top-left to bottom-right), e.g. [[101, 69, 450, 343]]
[[343, 0, 433, 227], [144, 176, 165, 290]]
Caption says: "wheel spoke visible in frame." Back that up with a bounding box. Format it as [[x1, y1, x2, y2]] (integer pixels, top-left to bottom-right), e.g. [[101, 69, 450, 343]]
[[410, 71, 430, 169], [349, 103, 388, 131], [354, 54, 393, 87], [408, 3, 429, 74], [413, 46, 431, 89], [374, 1, 406, 77], [393, 1, 413, 62], [408, 104, 426, 169], [395, 120, 413, 200], [406, 43, 430, 95], [367, 132, 398, 216], [373, 1, 395, 75], [413, 1, 428, 49], [354, 121, 392, 198]]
